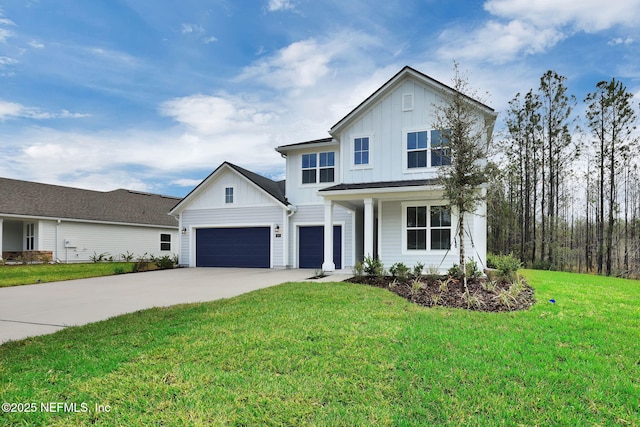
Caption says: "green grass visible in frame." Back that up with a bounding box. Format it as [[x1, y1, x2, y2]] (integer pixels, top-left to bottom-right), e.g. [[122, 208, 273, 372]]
[[0, 270, 638, 426], [0, 263, 136, 287]]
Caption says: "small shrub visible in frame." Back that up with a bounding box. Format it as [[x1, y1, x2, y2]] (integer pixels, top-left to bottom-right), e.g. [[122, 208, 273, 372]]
[[133, 253, 150, 272], [410, 278, 423, 296], [363, 255, 384, 277], [463, 291, 484, 309], [352, 261, 364, 278], [390, 262, 410, 281], [90, 252, 110, 263], [466, 259, 482, 279], [495, 288, 516, 309], [154, 255, 175, 270], [494, 253, 522, 282], [120, 251, 134, 262], [412, 262, 424, 278], [448, 264, 462, 280], [425, 264, 440, 281], [482, 280, 498, 292], [438, 278, 450, 292]]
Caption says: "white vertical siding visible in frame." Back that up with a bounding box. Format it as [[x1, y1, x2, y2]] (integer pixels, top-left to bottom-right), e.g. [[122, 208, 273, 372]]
[[284, 146, 341, 205], [379, 200, 482, 273], [288, 204, 354, 268], [187, 169, 277, 209]]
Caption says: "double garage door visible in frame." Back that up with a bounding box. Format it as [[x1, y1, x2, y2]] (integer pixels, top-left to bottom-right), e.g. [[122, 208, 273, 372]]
[[195, 225, 342, 269]]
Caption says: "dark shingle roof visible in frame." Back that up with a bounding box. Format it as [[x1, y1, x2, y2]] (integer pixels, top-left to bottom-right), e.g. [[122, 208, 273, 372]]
[[0, 177, 179, 227], [275, 137, 334, 153], [319, 179, 441, 192]]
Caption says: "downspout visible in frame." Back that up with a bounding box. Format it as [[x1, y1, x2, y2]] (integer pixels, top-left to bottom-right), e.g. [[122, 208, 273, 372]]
[[284, 205, 297, 268]]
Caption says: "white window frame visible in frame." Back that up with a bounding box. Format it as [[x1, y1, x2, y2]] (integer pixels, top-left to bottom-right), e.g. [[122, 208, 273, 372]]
[[403, 128, 451, 172], [351, 135, 373, 170], [401, 202, 453, 255], [25, 223, 35, 251], [301, 152, 336, 185], [224, 187, 234, 204]]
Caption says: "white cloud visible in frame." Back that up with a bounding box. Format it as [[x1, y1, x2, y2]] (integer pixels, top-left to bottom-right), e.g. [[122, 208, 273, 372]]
[[0, 27, 11, 42], [203, 36, 217, 44], [181, 23, 205, 34], [0, 56, 18, 67], [171, 178, 203, 187], [608, 37, 633, 46], [159, 94, 277, 135], [438, 0, 640, 64], [267, 0, 296, 12], [29, 40, 45, 49], [0, 99, 90, 121]]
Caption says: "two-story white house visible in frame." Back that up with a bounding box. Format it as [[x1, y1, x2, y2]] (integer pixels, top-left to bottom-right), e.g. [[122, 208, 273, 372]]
[[169, 66, 496, 272]]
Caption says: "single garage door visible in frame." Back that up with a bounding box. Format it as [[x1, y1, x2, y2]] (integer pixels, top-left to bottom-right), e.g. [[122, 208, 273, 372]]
[[196, 227, 270, 268], [299, 225, 342, 269]]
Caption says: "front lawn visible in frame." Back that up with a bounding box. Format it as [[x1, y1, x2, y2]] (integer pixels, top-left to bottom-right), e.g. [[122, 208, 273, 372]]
[[0, 270, 638, 425], [0, 263, 137, 287]]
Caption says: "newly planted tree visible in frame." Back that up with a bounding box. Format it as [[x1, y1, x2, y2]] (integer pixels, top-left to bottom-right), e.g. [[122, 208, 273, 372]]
[[434, 63, 495, 289]]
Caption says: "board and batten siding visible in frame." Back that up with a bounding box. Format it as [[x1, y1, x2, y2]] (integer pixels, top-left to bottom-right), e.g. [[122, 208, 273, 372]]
[[180, 205, 285, 268], [39, 220, 178, 263], [289, 204, 354, 269], [379, 200, 484, 273], [284, 146, 342, 206], [185, 170, 277, 209]]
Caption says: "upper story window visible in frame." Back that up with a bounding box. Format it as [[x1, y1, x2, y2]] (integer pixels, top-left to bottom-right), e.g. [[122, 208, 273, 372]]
[[225, 187, 234, 203], [354, 137, 369, 166], [406, 129, 451, 169], [302, 152, 335, 184]]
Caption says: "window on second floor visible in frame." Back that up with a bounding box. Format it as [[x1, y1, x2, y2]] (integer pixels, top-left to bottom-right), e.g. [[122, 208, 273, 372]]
[[406, 129, 451, 169], [225, 187, 234, 204], [302, 152, 335, 184], [354, 137, 369, 166]]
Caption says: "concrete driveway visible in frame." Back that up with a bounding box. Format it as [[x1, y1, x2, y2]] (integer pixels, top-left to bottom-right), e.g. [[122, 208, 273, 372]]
[[0, 268, 324, 344]]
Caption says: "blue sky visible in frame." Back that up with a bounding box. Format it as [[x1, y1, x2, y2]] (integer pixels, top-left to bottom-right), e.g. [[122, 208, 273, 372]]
[[1, 0, 639, 197]]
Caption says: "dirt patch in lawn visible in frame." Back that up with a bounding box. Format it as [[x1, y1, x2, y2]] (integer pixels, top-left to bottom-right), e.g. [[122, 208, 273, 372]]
[[346, 275, 535, 312]]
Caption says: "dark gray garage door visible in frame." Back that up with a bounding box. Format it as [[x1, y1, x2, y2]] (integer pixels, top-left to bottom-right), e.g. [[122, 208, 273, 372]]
[[196, 227, 270, 267], [299, 225, 342, 269]]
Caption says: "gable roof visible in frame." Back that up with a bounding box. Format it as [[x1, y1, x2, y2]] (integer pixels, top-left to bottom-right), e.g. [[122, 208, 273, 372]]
[[169, 162, 289, 214], [0, 177, 180, 227], [330, 65, 497, 135]]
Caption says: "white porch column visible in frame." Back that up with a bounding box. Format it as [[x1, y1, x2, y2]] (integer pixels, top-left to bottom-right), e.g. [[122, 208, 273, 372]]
[[0, 219, 3, 260], [322, 199, 335, 272], [363, 198, 374, 258]]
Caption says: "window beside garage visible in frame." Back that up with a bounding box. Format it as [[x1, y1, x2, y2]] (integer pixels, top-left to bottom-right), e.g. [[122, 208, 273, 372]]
[[160, 233, 171, 251]]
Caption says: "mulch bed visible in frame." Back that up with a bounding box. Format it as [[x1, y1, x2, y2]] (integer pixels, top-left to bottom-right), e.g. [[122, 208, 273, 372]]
[[345, 275, 536, 312]]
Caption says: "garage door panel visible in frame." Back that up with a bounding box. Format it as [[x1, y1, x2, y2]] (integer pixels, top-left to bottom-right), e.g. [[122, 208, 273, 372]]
[[299, 226, 342, 269], [196, 227, 270, 268]]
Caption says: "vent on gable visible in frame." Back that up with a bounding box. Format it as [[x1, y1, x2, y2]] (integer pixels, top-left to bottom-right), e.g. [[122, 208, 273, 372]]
[[402, 93, 414, 111]]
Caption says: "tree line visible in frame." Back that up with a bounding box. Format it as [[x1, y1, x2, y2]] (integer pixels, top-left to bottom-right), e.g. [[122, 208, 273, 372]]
[[487, 71, 639, 278]]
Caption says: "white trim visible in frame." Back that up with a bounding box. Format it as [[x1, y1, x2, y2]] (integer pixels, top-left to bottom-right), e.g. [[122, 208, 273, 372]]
[[400, 201, 454, 256], [292, 221, 346, 269], [0, 213, 178, 230], [299, 150, 338, 187], [402, 92, 414, 111], [403, 127, 430, 173], [188, 223, 276, 268]]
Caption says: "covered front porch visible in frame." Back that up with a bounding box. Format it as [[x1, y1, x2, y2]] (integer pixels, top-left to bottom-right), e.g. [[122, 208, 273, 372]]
[[0, 217, 50, 262], [317, 179, 475, 273]]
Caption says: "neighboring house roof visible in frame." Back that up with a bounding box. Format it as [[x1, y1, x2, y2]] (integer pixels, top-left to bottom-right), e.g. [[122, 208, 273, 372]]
[[0, 177, 180, 227], [330, 65, 497, 134], [169, 161, 289, 214], [319, 179, 441, 192], [275, 137, 336, 155]]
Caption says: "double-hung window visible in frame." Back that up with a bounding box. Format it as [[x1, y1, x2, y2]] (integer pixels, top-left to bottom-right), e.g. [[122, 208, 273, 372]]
[[407, 131, 428, 168], [354, 137, 369, 166], [430, 129, 451, 167], [406, 129, 451, 169], [160, 234, 171, 251], [225, 187, 234, 204], [404, 204, 451, 251], [302, 152, 335, 184], [319, 152, 335, 182]]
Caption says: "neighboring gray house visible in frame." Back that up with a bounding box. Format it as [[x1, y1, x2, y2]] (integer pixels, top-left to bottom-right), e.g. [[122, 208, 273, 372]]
[[0, 178, 180, 263], [170, 66, 496, 272]]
